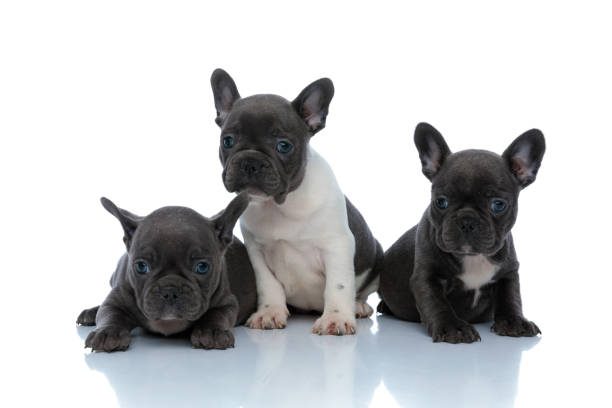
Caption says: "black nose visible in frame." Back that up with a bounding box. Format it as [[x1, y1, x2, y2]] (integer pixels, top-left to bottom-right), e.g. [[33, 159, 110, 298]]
[[458, 216, 478, 233], [240, 159, 262, 176], [160, 286, 180, 303]]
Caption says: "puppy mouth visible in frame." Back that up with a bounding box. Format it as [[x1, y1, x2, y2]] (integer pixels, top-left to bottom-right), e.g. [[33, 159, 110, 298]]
[[141, 281, 204, 321], [438, 229, 498, 256], [143, 306, 202, 322], [452, 245, 479, 256], [157, 313, 182, 321], [222, 151, 289, 203]]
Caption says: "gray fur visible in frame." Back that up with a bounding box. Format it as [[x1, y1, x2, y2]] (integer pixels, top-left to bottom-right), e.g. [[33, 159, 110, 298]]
[[378, 123, 545, 343], [76, 193, 257, 352], [210, 68, 383, 303]]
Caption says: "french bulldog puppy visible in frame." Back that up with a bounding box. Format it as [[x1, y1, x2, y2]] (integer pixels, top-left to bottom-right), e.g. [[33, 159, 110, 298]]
[[378, 123, 545, 343], [76, 193, 257, 352], [210, 69, 383, 335]]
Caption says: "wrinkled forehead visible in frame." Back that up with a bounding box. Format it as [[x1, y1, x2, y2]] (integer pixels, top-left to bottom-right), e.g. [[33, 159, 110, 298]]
[[223, 95, 305, 133], [434, 150, 517, 194], [132, 209, 220, 257]]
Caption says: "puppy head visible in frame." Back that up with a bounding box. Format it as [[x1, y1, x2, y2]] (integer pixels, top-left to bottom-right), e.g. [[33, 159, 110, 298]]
[[210, 68, 334, 204], [100, 193, 249, 321], [414, 122, 545, 256]]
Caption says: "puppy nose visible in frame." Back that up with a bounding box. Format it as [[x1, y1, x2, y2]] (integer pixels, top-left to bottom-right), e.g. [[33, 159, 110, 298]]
[[160, 286, 180, 303], [458, 217, 478, 233], [240, 159, 261, 176]]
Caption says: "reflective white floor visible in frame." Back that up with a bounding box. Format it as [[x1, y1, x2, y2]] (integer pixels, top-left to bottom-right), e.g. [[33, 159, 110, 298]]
[[68, 295, 541, 408], [4, 287, 611, 408]]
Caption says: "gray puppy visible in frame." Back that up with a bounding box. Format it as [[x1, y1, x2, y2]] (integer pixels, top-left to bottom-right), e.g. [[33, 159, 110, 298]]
[[378, 123, 545, 343], [76, 193, 256, 352]]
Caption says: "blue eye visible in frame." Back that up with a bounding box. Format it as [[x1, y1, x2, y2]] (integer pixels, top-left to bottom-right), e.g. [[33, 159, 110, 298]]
[[195, 261, 210, 275], [134, 261, 149, 274], [491, 199, 507, 213], [435, 197, 448, 210], [276, 141, 293, 154], [223, 136, 234, 149]]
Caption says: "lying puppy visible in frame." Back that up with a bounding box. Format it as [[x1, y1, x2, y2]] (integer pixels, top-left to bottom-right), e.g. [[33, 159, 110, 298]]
[[378, 123, 545, 343], [210, 69, 383, 335], [76, 193, 256, 352]]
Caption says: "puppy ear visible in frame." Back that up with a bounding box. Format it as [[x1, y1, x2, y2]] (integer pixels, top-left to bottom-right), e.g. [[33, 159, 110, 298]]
[[211, 68, 241, 127], [502, 129, 546, 188], [213, 192, 249, 248], [414, 122, 451, 180], [100, 197, 143, 250], [292, 78, 334, 134]]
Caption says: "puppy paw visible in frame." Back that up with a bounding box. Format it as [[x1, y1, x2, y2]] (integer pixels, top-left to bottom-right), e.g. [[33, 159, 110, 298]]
[[191, 327, 235, 350], [312, 311, 356, 335], [85, 326, 131, 352], [429, 319, 481, 344], [492, 315, 541, 337], [355, 300, 373, 318], [76, 306, 99, 326], [246, 304, 290, 329]]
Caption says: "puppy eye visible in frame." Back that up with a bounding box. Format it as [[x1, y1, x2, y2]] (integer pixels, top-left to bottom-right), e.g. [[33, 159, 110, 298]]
[[276, 141, 293, 154], [491, 199, 507, 214], [134, 261, 149, 274], [194, 261, 210, 275], [222, 135, 234, 149], [435, 197, 448, 210]]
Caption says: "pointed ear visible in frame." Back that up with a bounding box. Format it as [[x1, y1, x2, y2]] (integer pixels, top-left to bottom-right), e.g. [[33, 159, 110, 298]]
[[414, 122, 451, 180], [502, 129, 546, 188], [210, 68, 241, 127], [213, 192, 249, 248], [100, 197, 143, 250], [292, 78, 334, 134]]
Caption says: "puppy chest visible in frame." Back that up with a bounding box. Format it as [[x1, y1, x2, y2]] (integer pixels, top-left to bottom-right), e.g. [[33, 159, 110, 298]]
[[242, 202, 310, 242], [459, 255, 499, 291], [263, 240, 326, 309]]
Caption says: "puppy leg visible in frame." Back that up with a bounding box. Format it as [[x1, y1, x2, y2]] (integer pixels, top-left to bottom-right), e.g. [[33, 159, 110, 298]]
[[355, 274, 378, 318], [243, 236, 289, 330], [191, 295, 239, 350], [76, 305, 99, 326], [411, 268, 480, 343], [85, 290, 136, 352], [355, 300, 373, 318], [491, 274, 541, 337], [312, 237, 357, 335]]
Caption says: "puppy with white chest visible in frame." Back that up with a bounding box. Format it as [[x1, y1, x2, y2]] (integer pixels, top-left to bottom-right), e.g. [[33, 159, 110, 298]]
[[378, 123, 545, 343], [210, 69, 383, 335]]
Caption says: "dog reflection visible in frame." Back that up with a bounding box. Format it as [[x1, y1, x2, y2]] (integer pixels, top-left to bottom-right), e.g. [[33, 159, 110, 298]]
[[374, 315, 540, 407]]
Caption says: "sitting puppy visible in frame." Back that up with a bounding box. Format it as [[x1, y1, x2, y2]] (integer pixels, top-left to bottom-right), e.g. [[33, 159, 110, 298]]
[[210, 69, 383, 335], [378, 123, 545, 343], [76, 193, 256, 352]]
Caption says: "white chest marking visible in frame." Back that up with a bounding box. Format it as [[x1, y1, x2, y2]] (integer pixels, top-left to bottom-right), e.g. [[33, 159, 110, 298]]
[[240, 147, 356, 312], [459, 255, 499, 307]]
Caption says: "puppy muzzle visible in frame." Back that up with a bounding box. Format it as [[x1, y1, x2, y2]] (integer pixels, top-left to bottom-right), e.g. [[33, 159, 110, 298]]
[[438, 210, 497, 255], [142, 277, 203, 321], [223, 150, 289, 203]]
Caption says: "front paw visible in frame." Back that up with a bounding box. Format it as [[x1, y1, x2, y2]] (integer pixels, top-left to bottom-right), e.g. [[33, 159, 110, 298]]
[[76, 306, 99, 326], [428, 319, 481, 344], [246, 304, 290, 329], [312, 311, 356, 335], [85, 326, 131, 352], [492, 315, 541, 337], [191, 327, 235, 350], [355, 300, 373, 318]]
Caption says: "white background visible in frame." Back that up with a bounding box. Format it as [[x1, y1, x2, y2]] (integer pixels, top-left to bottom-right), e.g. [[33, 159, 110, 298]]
[[1, 1, 610, 407]]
